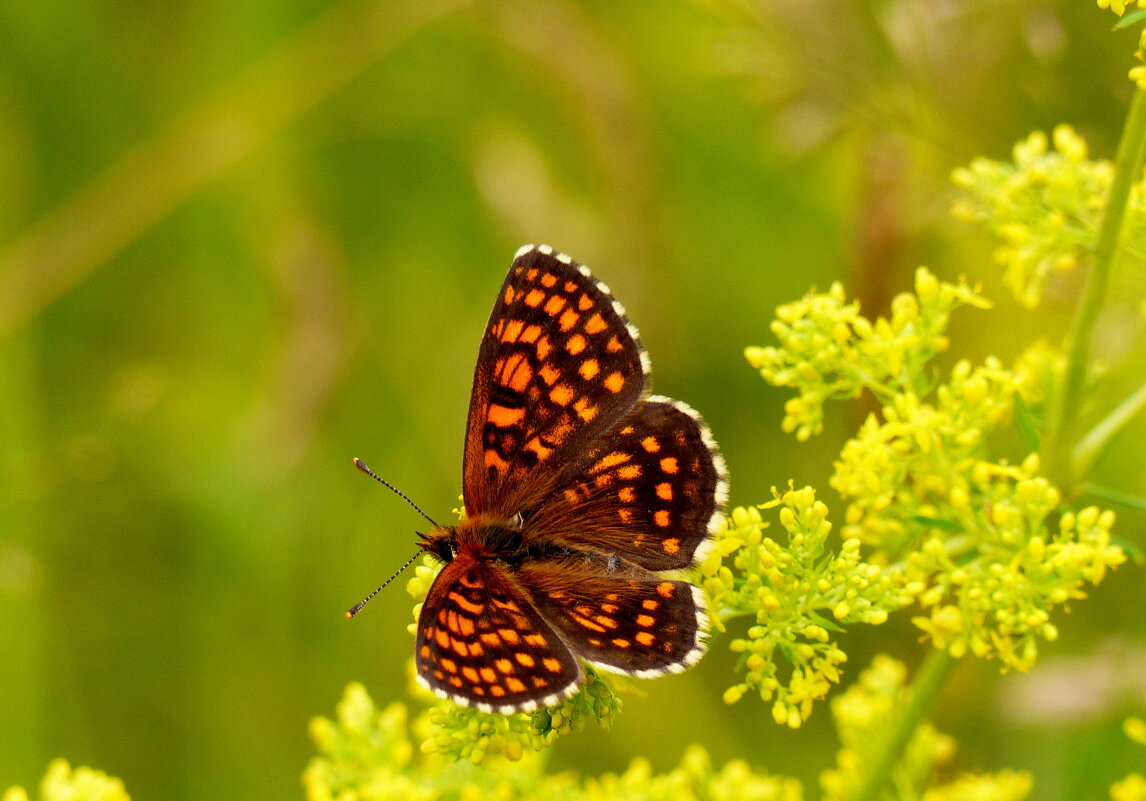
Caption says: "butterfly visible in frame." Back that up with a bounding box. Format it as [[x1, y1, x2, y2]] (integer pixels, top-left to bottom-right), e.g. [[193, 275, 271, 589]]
[[397, 245, 726, 714]]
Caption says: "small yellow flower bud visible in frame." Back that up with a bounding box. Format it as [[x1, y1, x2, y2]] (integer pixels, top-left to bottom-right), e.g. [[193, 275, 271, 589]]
[[1078, 506, 1099, 527], [744, 346, 769, 367], [804, 625, 829, 642], [1052, 124, 1087, 162], [934, 605, 964, 633], [915, 267, 939, 300], [1124, 717, 1146, 745], [723, 684, 748, 704], [865, 608, 889, 625], [1110, 773, 1146, 801], [772, 702, 789, 725]]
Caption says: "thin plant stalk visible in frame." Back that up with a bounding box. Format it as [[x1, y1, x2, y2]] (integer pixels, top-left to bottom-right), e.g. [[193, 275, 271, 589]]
[[1045, 88, 1146, 488], [851, 649, 958, 801]]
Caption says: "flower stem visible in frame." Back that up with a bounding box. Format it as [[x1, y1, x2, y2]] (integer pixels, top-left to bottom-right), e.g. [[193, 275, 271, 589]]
[[1073, 380, 1146, 477], [851, 649, 957, 801], [1045, 88, 1146, 488]]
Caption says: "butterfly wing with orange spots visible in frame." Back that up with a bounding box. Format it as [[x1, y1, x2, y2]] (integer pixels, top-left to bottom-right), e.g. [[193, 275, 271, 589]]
[[516, 553, 708, 676], [414, 551, 583, 714], [462, 245, 647, 519], [529, 395, 727, 571]]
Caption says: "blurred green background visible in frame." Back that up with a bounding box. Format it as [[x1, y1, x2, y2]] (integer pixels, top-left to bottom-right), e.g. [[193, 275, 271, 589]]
[[1, 1, 1144, 799]]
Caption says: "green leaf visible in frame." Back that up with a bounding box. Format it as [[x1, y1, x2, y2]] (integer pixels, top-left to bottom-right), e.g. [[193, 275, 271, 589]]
[[911, 515, 964, 532], [1079, 481, 1146, 511], [1114, 9, 1146, 30], [1013, 393, 1041, 453]]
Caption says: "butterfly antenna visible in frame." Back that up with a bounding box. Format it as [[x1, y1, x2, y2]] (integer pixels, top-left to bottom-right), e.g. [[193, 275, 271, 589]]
[[352, 457, 440, 528], [345, 549, 422, 619]]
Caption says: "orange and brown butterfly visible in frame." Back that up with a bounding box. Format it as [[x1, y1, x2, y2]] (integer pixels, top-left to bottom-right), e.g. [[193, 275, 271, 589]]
[[361, 244, 727, 714]]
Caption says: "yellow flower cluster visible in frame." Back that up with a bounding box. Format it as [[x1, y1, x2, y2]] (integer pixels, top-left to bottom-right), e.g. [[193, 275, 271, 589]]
[[832, 358, 1017, 551], [2, 760, 130, 801], [821, 655, 1033, 801], [703, 491, 914, 727], [1098, 0, 1144, 14], [746, 264, 1127, 682], [907, 458, 1125, 671], [577, 747, 803, 801], [418, 667, 623, 764], [951, 126, 1132, 309], [303, 684, 424, 799], [745, 268, 987, 441], [1097, 1, 1146, 87], [303, 683, 802, 801]]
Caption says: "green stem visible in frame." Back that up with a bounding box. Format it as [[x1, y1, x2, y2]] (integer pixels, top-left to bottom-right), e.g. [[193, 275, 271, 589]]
[[851, 649, 957, 801], [1073, 380, 1146, 476], [1045, 88, 1146, 488]]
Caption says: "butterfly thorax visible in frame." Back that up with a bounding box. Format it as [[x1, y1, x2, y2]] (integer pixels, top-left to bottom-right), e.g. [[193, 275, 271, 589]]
[[422, 514, 530, 565]]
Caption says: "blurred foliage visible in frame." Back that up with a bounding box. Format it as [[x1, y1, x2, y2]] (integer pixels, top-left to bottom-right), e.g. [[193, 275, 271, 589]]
[[1, 1, 1145, 800]]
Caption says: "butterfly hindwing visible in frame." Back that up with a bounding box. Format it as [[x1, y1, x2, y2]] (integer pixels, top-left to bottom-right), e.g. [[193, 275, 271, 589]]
[[529, 396, 728, 571], [517, 553, 708, 676], [415, 553, 582, 713]]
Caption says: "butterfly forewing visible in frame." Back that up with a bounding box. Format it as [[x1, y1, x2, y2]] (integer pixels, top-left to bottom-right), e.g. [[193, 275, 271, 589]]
[[415, 553, 582, 713], [462, 246, 647, 518]]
